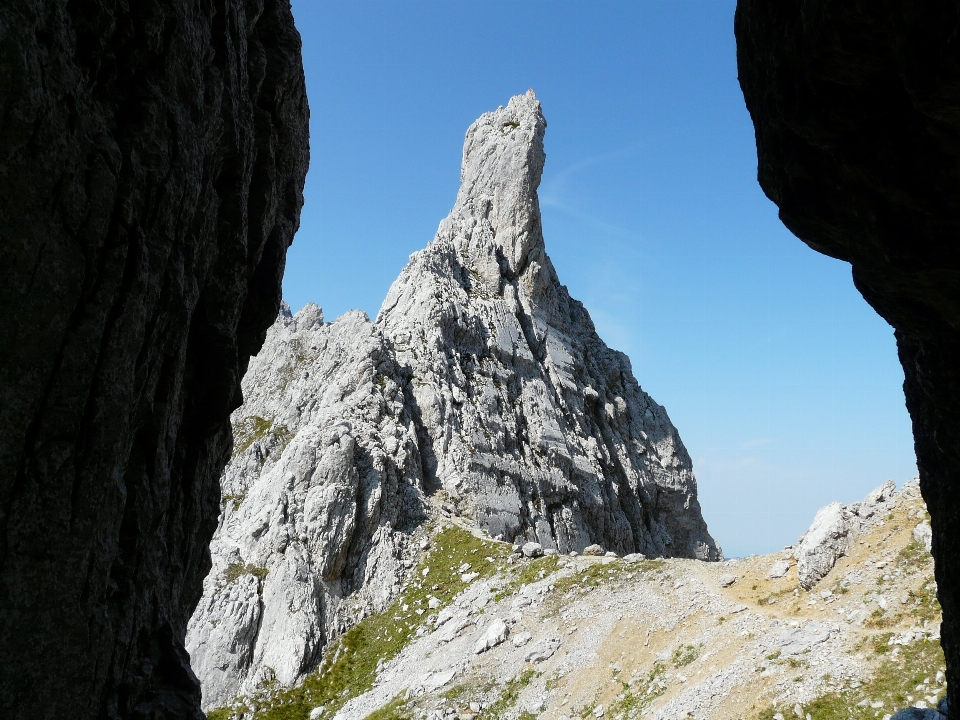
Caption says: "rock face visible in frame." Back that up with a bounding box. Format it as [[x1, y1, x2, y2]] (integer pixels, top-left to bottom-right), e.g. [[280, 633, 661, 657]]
[[735, 0, 960, 710], [0, 2, 309, 719], [187, 306, 427, 708], [188, 92, 718, 709], [378, 93, 717, 560]]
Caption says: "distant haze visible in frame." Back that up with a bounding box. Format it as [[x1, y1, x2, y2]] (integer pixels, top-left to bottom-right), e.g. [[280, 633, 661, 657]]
[[289, 0, 917, 558]]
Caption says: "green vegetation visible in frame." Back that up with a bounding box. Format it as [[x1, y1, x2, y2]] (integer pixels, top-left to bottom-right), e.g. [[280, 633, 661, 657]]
[[898, 540, 933, 568], [606, 661, 667, 718], [908, 583, 942, 624], [223, 561, 269, 586], [233, 415, 294, 457], [234, 415, 273, 455], [871, 632, 895, 655], [552, 558, 665, 597], [755, 639, 946, 720], [208, 525, 513, 720], [494, 554, 559, 600], [672, 643, 701, 667], [221, 492, 246, 511]]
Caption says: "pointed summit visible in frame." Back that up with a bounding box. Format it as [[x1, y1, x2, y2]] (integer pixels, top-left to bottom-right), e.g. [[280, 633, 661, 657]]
[[452, 91, 547, 277], [379, 94, 719, 561], [188, 95, 719, 708]]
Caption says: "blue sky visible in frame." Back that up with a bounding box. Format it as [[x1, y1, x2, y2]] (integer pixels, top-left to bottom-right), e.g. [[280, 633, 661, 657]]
[[287, 0, 917, 558]]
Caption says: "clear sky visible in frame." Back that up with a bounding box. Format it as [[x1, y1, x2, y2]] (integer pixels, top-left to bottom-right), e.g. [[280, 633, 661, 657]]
[[287, 0, 917, 558]]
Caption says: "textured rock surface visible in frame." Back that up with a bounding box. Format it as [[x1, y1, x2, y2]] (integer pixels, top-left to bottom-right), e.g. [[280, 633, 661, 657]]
[[378, 92, 717, 561], [794, 503, 850, 590], [189, 92, 718, 709], [0, 2, 308, 718], [735, 0, 960, 709], [187, 306, 427, 708]]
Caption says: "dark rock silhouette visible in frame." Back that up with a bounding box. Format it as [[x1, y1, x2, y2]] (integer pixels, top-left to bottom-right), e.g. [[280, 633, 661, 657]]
[[0, 1, 308, 717], [736, 0, 960, 711]]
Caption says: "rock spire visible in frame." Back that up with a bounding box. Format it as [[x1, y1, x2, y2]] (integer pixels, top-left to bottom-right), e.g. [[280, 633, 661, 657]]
[[188, 92, 718, 709]]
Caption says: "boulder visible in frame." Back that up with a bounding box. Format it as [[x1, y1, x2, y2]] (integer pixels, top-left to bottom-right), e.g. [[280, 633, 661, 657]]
[[766, 560, 791, 579], [522, 542, 544, 558], [473, 618, 509, 654], [794, 502, 849, 589], [584, 545, 606, 557], [525, 637, 562, 663], [512, 631, 533, 647]]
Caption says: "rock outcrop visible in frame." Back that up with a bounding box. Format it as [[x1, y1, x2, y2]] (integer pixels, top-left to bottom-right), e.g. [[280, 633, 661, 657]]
[[187, 306, 427, 708], [735, 0, 960, 710], [377, 93, 717, 560], [793, 480, 898, 589], [188, 92, 718, 710], [0, 2, 309, 718]]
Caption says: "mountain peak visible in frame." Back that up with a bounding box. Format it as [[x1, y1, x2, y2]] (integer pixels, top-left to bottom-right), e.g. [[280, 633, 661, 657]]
[[450, 91, 547, 278]]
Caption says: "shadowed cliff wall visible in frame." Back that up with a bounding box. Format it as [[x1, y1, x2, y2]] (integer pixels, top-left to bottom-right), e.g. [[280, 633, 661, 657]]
[[735, 0, 960, 711], [0, 1, 308, 717]]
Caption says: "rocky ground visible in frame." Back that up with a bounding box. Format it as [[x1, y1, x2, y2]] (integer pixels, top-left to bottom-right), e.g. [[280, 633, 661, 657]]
[[207, 478, 945, 720]]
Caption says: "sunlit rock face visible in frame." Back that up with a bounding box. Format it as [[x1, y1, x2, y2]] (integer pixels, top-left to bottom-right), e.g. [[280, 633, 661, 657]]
[[735, 0, 960, 711], [189, 91, 719, 710], [0, 1, 309, 718]]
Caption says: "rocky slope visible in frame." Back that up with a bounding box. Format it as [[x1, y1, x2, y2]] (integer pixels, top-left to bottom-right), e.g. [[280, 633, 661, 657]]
[[0, 2, 308, 718], [188, 92, 718, 710], [734, 1, 960, 709], [210, 479, 945, 720]]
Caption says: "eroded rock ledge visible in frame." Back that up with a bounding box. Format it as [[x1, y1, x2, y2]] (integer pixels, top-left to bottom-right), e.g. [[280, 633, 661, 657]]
[[735, 0, 960, 712], [0, 1, 309, 717]]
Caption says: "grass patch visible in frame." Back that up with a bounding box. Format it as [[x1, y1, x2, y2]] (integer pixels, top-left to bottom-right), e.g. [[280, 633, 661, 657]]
[[672, 643, 701, 667], [608, 662, 667, 718], [552, 558, 664, 597], [207, 525, 512, 720], [898, 540, 933, 569], [909, 583, 942, 624], [221, 492, 246, 511], [223, 561, 269, 588], [233, 415, 293, 458], [755, 639, 945, 720], [494, 554, 560, 600]]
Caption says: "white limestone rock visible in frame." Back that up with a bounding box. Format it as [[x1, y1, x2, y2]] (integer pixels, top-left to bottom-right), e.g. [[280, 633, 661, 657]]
[[474, 618, 509, 654], [794, 502, 850, 590], [766, 559, 791, 579], [915, 520, 933, 551], [187, 308, 427, 709], [188, 92, 719, 709], [377, 92, 718, 561], [792, 480, 921, 590]]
